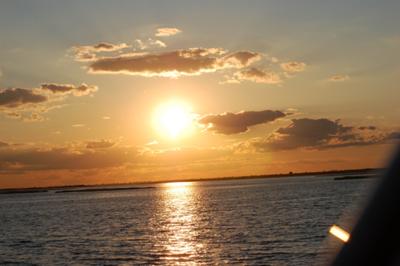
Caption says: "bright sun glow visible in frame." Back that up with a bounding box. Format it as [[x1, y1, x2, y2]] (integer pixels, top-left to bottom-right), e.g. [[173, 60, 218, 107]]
[[154, 101, 194, 139]]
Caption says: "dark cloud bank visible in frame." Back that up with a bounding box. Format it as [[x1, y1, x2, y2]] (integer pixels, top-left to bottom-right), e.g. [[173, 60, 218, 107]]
[[251, 118, 394, 151]]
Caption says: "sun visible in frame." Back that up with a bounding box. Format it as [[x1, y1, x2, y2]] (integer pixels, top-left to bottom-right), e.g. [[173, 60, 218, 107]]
[[153, 100, 194, 139]]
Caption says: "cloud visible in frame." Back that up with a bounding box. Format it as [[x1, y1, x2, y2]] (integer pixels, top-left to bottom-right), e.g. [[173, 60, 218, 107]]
[[155, 27, 182, 37], [0, 141, 9, 148], [134, 39, 147, 50], [222, 51, 261, 68], [0, 141, 233, 175], [134, 38, 167, 50], [264, 118, 354, 150], [0, 88, 47, 108], [146, 140, 159, 146], [40, 83, 98, 96], [86, 140, 115, 149], [91, 42, 130, 52], [199, 110, 286, 135], [359, 126, 377, 131], [151, 39, 166, 48], [229, 68, 282, 84], [0, 143, 240, 188], [70, 42, 130, 62], [280, 61, 306, 73], [329, 74, 350, 82], [249, 118, 385, 151], [21, 112, 45, 122], [72, 124, 85, 128], [88, 48, 260, 78], [1, 81, 98, 122], [69, 39, 305, 83], [386, 131, 400, 140], [73, 52, 97, 62], [3, 110, 47, 122], [2, 111, 46, 122], [0, 145, 136, 172]]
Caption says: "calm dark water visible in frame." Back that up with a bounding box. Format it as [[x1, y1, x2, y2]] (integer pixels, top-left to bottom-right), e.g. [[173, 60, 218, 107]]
[[0, 175, 375, 265]]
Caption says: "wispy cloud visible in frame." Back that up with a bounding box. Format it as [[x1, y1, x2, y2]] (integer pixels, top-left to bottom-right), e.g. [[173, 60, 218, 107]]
[[280, 61, 306, 73], [86, 140, 115, 149], [0, 141, 9, 148], [40, 83, 98, 96], [134, 38, 167, 50], [70, 42, 130, 62], [228, 68, 282, 84], [359, 126, 376, 131], [0, 144, 136, 172], [72, 124, 85, 128], [155, 27, 182, 37], [0, 142, 236, 187], [329, 74, 350, 82]]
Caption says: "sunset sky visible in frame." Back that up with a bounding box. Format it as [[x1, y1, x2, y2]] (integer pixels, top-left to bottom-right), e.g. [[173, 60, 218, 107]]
[[0, 0, 399, 188]]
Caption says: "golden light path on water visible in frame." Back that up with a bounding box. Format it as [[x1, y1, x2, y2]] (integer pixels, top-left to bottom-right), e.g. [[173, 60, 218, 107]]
[[161, 182, 204, 264]]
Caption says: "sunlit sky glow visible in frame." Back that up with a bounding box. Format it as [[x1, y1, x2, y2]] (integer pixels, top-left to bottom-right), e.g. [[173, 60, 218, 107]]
[[0, 0, 399, 188], [153, 100, 195, 139]]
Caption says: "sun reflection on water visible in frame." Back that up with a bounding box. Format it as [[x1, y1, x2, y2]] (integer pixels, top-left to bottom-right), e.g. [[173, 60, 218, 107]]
[[161, 182, 203, 263], [164, 182, 192, 194]]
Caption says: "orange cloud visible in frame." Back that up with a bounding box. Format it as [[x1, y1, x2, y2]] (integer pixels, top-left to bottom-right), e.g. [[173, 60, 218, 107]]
[[0, 145, 136, 172], [221, 51, 261, 68], [86, 140, 115, 149], [155, 27, 182, 37], [280, 61, 306, 73], [329, 74, 350, 82], [0, 141, 9, 148], [0, 132, 396, 188], [70, 42, 130, 62], [230, 68, 282, 84], [0, 142, 241, 188]]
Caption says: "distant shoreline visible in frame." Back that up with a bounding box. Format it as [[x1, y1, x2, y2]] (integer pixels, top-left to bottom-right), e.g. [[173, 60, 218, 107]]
[[0, 167, 382, 194], [333, 174, 378, 181], [55, 186, 156, 194]]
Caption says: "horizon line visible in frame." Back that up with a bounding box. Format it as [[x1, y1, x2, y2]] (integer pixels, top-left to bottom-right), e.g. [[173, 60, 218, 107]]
[[0, 167, 382, 191]]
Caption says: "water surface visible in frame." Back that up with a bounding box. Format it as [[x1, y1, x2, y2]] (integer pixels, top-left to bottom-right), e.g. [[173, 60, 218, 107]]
[[0, 175, 375, 265]]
